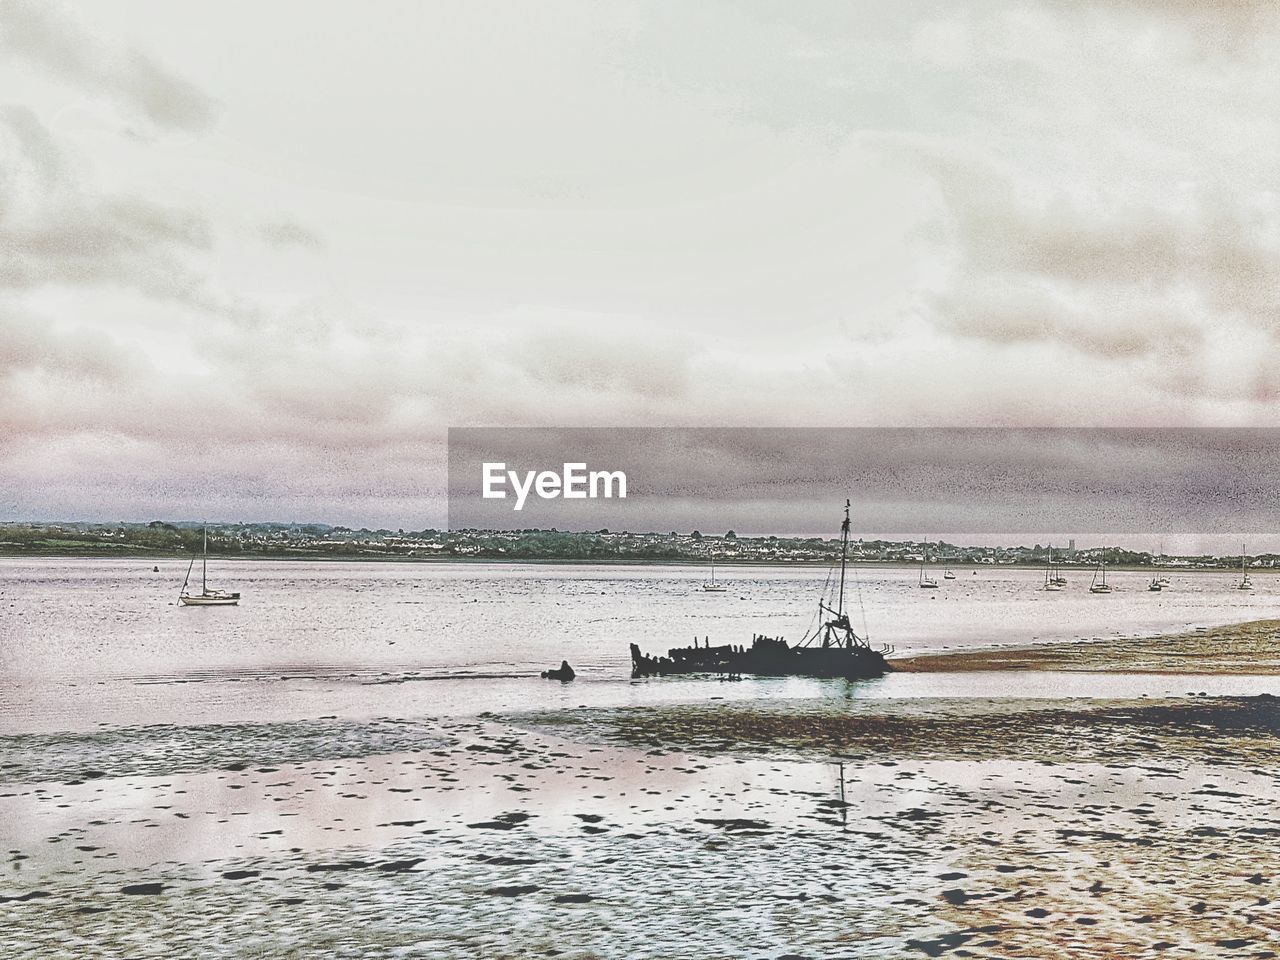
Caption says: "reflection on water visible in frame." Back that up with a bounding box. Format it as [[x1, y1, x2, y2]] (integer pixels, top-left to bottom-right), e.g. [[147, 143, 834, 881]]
[[2, 558, 1278, 732]]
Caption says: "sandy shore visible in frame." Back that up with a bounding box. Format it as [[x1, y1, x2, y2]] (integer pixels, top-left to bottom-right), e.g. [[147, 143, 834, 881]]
[[893, 619, 1280, 675]]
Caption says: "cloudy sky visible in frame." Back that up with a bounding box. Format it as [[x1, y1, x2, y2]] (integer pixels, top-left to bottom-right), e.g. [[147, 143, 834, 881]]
[[1, 1, 1277, 528]]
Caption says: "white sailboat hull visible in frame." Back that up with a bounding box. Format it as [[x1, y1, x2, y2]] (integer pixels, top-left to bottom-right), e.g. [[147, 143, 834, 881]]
[[180, 593, 240, 606]]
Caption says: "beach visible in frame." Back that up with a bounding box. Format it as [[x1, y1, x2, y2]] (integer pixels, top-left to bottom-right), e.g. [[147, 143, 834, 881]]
[[3, 561, 1280, 957], [5, 691, 1280, 957]]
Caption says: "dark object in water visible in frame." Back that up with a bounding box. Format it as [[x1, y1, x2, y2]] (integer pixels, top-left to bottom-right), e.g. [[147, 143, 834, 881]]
[[631, 501, 891, 682], [541, 660, 576, 681]]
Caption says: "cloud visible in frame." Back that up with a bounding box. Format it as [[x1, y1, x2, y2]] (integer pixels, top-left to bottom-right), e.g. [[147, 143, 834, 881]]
[[259, 216, 324, 251], [864, 130, 1278, 370], [0, 0, 217, 132], [0, 106, 220, 305], [0, 104, 64, 189]]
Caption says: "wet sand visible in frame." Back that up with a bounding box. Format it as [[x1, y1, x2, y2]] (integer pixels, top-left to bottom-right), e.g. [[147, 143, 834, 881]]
[[4, 627, 1280, 957], [893, 619, 1280, 675]]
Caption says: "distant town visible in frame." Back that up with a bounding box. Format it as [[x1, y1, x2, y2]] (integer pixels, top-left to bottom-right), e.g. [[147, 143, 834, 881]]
[[0, 521, 1273, 569]]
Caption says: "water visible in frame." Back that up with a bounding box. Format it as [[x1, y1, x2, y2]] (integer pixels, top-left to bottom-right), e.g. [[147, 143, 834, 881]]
[[4, 558, 1280, 958], [2, 558, 1278, 733]]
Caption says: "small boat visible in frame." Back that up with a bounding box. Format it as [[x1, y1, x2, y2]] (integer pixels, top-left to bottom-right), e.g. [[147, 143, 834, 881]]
[[1043, 555, 1063, 592], [1148, 575, 1163, 592], [919, 543, 939, 589], [943, 567, 956, 580], [1154, 541, 1170, 587], [179, 525, 240, 606], [1237, 544, 1253, 591], [1044, 544, 1067, 585], [631, 501, 890, 681], [1089, 555, 1112, 594], [702, 556, 728, 592]]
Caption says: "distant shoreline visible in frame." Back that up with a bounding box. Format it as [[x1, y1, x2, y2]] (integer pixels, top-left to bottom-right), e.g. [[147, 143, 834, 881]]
[[0, 549, 1266, 573]]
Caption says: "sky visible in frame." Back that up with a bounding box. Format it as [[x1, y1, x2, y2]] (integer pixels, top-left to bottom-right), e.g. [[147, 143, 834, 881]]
[[1, 1, 1277, 529]]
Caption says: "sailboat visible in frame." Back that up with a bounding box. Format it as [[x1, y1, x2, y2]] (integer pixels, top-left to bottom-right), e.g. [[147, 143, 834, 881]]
[[1043, 551, 1063, 592], [1048, 545, 1067, 585], [1089, 553, 1112, 594], [630, 501, 890, 680], [1155, 540, 1170, 586], [943, 561, 956, 580], [1237, 544, 1253, 591], [179, 525, 240, 606], [702, 555, 728, 592], [919, 542, 939, 589]]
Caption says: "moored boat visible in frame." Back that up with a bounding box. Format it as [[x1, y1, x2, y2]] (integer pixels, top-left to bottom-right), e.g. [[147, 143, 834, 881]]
[[179, 525, 240, 606], [919, 542, 939, 589], [1237, 545, 1253, 591], [1089, 554, 1112, 594], [702, 556, 728, 592]]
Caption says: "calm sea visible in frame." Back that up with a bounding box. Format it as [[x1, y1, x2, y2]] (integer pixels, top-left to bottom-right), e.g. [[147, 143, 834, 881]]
[[3, 558, 1278, 732]]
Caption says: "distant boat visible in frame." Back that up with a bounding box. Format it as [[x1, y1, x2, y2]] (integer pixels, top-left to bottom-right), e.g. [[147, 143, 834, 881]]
[[179, 525, 240, 606], [1155, 540, 1170, 586], [702, 555, 728, 592], [1089, 554, 1112, 594], [919, 543, 939, 589], [1043, 553, 1063, 592], [1049, 546, 1067, 585], [1237, 544, 1253, 591], [1148, 574, 1162, 592], [943, 566, 956, 580]]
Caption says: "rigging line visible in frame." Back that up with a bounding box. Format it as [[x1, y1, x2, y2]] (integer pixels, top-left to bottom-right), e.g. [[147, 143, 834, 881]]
[[801, 560, 836, 645]]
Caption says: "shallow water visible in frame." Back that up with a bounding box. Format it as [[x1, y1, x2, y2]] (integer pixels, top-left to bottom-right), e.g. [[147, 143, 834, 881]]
[[3, 558, 1278, 733]]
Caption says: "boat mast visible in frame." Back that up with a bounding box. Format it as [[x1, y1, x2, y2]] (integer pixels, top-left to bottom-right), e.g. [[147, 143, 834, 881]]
[[202, 525, 208, 594], [837, 499, 850, 617]]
